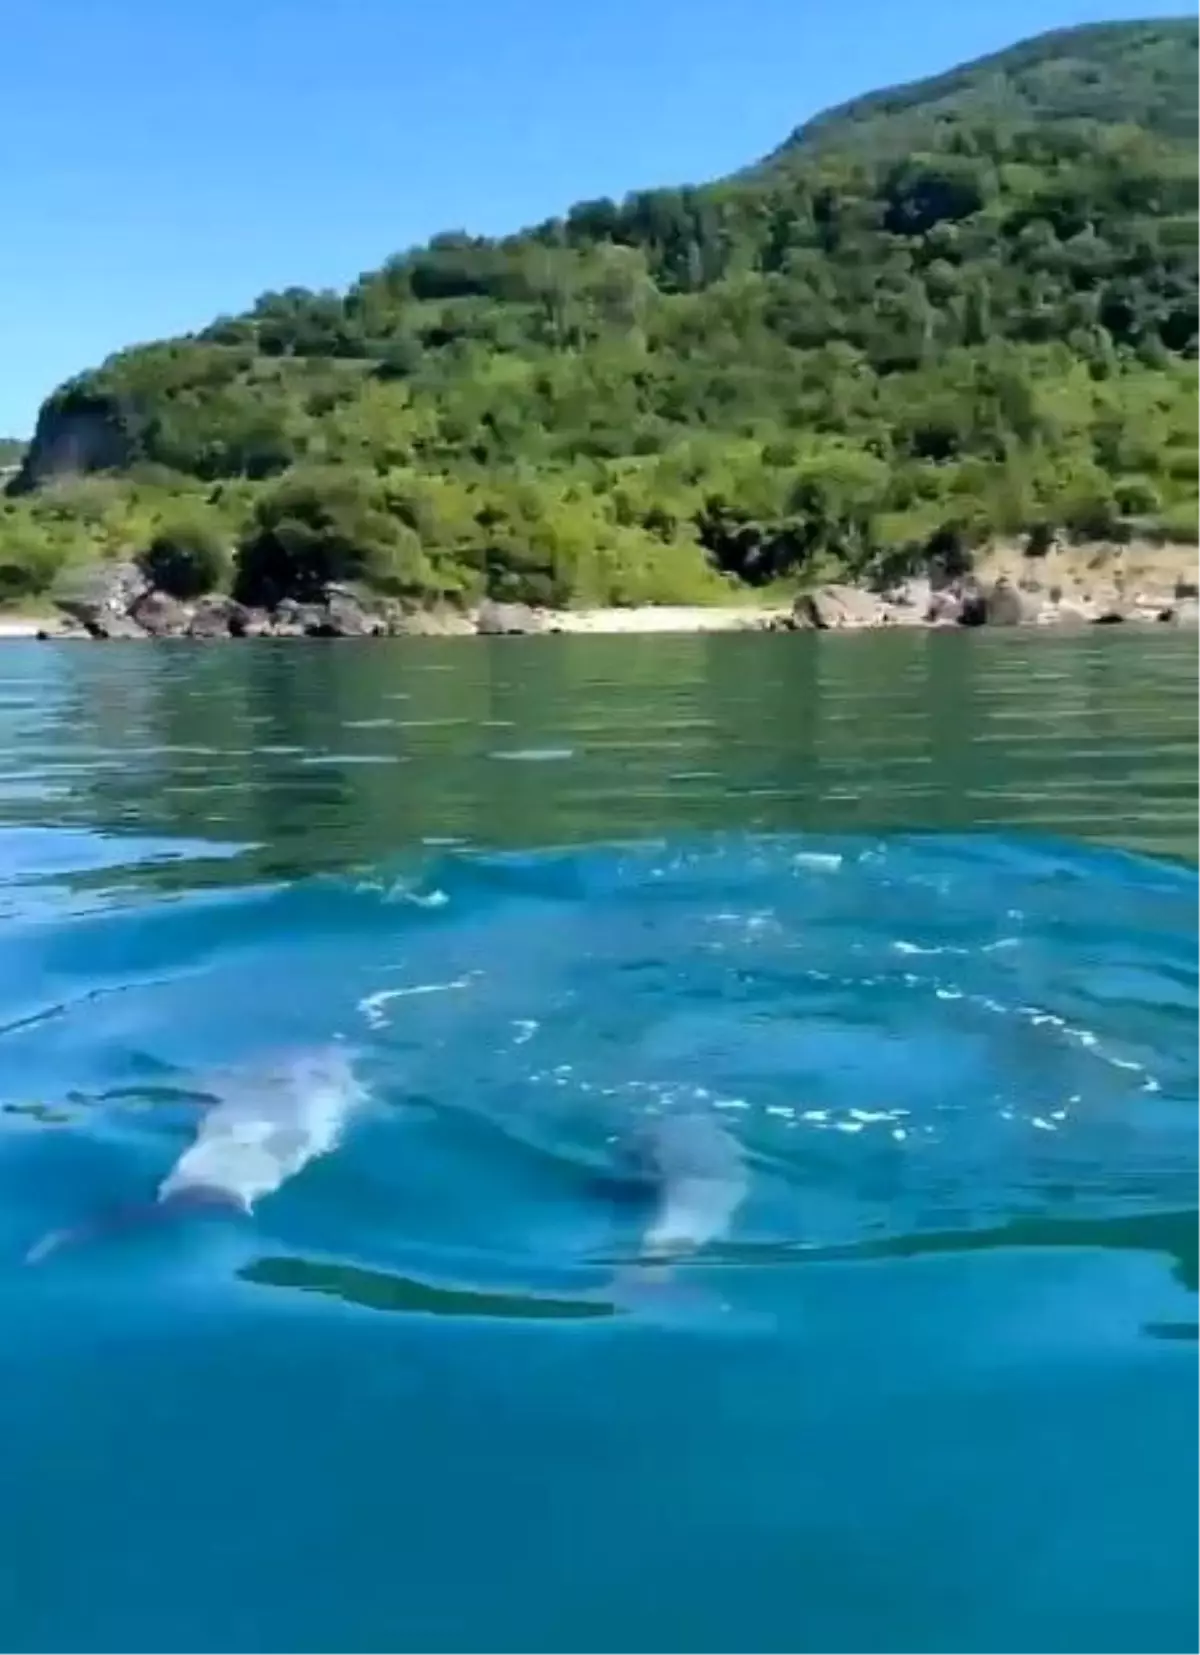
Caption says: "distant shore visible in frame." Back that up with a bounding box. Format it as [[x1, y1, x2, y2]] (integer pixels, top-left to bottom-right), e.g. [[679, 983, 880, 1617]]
[[3, 540, 1196, 641]]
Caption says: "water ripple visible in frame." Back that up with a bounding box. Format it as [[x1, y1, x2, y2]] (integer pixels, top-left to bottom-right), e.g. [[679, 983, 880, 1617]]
[[0, 831, 1193, 1312]]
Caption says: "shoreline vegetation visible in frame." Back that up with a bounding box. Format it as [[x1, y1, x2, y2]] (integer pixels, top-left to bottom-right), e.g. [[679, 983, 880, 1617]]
[[2, 20, 1197, 624]]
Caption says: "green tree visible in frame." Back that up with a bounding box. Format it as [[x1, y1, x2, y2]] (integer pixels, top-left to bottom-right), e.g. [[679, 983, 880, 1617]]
[[234, 469, 411, 606], [139, 513, 230, 599]]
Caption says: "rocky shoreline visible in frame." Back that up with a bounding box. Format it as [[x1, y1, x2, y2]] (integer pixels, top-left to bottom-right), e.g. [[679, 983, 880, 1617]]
[[5, 557, 1198, 642], [775, 572, 1199, 631]]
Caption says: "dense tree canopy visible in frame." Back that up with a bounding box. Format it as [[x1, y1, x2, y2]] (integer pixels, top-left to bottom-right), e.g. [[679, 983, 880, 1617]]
[[4, 18, 1197, 608]]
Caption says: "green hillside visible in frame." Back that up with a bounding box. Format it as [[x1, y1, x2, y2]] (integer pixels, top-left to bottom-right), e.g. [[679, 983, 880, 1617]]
[[4, 16, 1196, 610], [762, 18, 1199, 162]]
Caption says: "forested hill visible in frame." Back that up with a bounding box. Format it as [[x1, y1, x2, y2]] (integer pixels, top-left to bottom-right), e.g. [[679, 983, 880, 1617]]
[[761, 17, 1198, 163], [5, 17, 1197, 611]]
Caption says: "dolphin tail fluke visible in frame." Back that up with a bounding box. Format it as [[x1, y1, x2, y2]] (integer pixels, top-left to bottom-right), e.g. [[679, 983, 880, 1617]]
[[24, 1225, 84, 1265], [24, 1206, 161, 1265], [24, 1185, 246, 1265]]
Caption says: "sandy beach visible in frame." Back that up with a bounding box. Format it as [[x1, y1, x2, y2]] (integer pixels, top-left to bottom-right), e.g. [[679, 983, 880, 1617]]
[[542, 605, 787, 634]]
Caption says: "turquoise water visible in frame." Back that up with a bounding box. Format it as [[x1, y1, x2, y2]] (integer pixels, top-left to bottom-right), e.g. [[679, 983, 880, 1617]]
[[0, 631, 1195, 1654]]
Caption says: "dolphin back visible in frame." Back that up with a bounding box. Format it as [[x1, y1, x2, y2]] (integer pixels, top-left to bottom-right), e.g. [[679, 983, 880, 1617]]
[[158, 1043, 366, 1209], [628, 1112, 748, 1258], [25, 1043, 366, 1264]]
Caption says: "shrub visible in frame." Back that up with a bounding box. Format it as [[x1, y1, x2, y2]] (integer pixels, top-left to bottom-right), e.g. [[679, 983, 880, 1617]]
[[138, 516, 230, 598], [233, 467, 407, 606], [1113, 476, 1162, 515], [1024, 521, 1056, 556], [1153, 500, 1200, 544]]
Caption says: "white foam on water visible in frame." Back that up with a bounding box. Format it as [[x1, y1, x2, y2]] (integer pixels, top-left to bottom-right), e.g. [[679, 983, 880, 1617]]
[[352, 873, 446, 907], [380, 884, 449, 908], [792, 852, 844, 872], [358, 977, 472, 1029]]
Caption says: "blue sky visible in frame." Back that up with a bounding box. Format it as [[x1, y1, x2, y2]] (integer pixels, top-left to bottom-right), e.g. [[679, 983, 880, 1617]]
[[1, 0, 1192, 434]]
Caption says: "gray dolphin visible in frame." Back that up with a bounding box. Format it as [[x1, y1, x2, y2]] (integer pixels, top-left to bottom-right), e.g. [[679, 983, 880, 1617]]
[[600, 1112, 747, 1312], [620, 1110, 748, 1260], [26, 1043, 366, 1263]]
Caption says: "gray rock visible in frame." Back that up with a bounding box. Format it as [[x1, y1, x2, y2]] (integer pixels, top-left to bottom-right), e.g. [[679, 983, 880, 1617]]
[[387, 606, 474, 637], [324, 591, 382, 637], [260, 592, 384, 638], [476, 600, 546, 636], [1049, 599, 1093, 627], [893, 577, 932, 613], [89, 612, 149, 640], [52, 560, 149, 635], [236, 607, 274, 638], [792, 584, 885, 630], [1173, 578, 1198, 601], [956, 582, 989, 627], [130, 589, 191, 637], [187, 595, 246, 639], [272, 599, 329, 637], [983, 576, 1040, 626], [926, 589, 963, 624]]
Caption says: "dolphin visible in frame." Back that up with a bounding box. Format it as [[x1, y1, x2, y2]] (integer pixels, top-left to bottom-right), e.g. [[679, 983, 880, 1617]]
[[600, 1112, 747, 1311], [26, 1043, 366, 1263]]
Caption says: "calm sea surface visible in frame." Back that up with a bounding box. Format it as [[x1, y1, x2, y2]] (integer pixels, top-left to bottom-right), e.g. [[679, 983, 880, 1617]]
[[0, 629, 1195, 1654]]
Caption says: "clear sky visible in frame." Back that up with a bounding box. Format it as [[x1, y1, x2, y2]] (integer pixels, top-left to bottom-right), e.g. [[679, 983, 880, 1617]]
[[0, 0, 1192, 434]]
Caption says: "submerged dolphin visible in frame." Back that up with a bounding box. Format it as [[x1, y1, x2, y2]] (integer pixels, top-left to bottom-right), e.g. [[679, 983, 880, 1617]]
[[608, 1111, 747, 1290], [26, 1043, 366, 1263]]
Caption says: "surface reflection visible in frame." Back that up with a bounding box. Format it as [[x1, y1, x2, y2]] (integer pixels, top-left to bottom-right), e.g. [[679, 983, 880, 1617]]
[[0, 631, 1191, 907]]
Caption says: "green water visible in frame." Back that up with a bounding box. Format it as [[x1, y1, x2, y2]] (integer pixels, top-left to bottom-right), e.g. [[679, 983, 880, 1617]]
[[3, 627, 1195, 875]]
